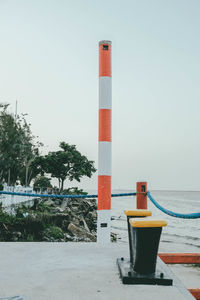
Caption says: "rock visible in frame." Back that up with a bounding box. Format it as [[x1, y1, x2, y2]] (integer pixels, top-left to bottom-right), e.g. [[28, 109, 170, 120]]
[[12, 231, 22, 241], [54, 199, 61, 205], [12, 231, 22, 238], [31, 199, 40, 210], [62, 207, 71, 214], [16, 231, 22, 237], [52, 207, 64, 213], [87, 211, 97, 219], [71, 206, 79, 213], [85, 210, 97, 231], [65, 233, 74, 241], [79, 218, 90, 232], [23, 212, 29, 218], [71, 218, 80, 227], [44, 199, 54, 206], [62, 219, 69, 229], [60, 199, 69, 210], [111, 232, 117, 242], [67, 223, 96, 242], [0, 195, 97, 243]]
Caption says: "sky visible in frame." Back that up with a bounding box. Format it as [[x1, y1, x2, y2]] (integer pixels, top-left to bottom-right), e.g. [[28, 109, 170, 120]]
[[0, 0, 200, 191]]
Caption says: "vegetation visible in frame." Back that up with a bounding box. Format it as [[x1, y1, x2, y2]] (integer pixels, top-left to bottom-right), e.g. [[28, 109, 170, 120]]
[[0, 103, 96, 190], [62, 187, 88, 195], [43, 226, 64, 240], [0, 104, 98, 243], [35, 142, 96, 191], [0, 103, 42, 186], [0, 197, 98, 242], [33, 176, 52, 192]]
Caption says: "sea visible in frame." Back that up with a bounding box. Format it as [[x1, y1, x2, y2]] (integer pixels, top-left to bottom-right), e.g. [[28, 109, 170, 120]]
[[109, 190, 200, 253]]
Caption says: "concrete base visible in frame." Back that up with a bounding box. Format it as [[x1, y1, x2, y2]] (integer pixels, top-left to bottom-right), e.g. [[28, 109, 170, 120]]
[[0, 243, 194, 300], [117, 258, 173, 285]]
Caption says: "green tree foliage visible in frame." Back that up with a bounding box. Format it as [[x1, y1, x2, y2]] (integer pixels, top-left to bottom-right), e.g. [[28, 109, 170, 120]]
[[41, 142, 96, 191], [33, 176, 52, 192], [0, 104, 96, 190], [0, 103, 42, 186], [19, 153, 44, 186]]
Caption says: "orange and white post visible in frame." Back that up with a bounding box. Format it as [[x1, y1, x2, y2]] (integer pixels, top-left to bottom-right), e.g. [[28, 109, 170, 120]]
[[97, 40, 112, 243]]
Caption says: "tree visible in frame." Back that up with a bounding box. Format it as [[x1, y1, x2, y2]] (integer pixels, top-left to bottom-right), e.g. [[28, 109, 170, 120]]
[[18, 154, 44, 186], [33, 176, 52, 192], [17, 115, 43, 186], [0, 103, 42, 186], [41, 142, 96, 191]]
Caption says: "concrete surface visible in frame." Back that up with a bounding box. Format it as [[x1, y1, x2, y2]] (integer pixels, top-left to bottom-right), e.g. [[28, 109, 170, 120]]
[[0, 243, 195, 300], [169, 264, 200, 288]]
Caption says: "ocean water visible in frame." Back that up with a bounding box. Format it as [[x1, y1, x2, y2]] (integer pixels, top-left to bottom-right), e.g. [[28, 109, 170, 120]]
[[110, 190, 200, 253]]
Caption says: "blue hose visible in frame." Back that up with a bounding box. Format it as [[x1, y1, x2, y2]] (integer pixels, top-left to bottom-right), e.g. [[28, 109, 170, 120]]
[[147, 191, 200, 219], [0, 191, 136, 199]]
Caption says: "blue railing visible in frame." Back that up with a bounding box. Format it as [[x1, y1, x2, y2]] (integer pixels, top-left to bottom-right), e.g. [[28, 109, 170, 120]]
[[1, 189, 200, 219], [147, 191, 200, 219], [0, 191, 136, 199]]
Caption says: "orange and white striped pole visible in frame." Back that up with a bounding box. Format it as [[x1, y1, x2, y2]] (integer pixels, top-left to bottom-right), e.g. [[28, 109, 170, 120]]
[[97, 40, 112, 243]]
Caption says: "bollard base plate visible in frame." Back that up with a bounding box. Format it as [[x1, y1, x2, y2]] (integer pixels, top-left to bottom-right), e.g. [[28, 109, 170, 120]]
[[117, 258, 173, 285]]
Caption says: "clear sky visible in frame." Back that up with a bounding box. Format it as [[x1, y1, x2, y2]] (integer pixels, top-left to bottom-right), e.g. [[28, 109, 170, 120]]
[[0, 0, 200, 191]]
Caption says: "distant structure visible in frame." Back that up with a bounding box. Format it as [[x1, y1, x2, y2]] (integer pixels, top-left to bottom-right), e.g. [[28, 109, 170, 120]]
[[97, 40, 112, 243], [0, 184, 34, 208]]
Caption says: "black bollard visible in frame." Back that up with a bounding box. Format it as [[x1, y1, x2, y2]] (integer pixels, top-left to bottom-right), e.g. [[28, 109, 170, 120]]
[[117, 218, 173, 285], [129, 219, 167, 274], [132, 227, 162, 274], [124, 210, 152, 265]]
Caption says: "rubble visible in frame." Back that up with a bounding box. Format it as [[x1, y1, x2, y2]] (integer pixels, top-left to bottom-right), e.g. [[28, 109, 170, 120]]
[[0, 196, 97, 242], [0, 196, 116, 242], [68, 222, 96, 242]]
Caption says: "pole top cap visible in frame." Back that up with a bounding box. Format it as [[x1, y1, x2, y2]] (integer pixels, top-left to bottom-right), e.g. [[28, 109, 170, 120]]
[[99, 40, 112, 46]]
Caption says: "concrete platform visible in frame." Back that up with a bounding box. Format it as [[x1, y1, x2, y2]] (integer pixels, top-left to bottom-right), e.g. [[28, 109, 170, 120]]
[[0, 243, 194, 300]]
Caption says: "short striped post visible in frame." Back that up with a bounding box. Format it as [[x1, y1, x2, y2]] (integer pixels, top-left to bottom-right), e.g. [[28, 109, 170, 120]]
[[97, 40, 112, 243], [136, 182, 147, 209]]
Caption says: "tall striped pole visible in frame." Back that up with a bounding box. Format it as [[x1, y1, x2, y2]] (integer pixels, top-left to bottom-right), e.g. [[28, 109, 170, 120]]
[[97, 40, 112, 243]]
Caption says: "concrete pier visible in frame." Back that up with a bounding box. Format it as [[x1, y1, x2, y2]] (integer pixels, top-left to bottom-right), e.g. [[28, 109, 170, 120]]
[[0, 243, 194, 300]]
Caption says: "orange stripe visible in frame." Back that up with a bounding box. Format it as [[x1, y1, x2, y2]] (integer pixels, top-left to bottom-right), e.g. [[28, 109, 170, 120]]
[[99, 44, 111, 77], [99, 109, 111, 141], [188, 289, 200, 300], [159, 253, 200, 264], [98, 175, 111, 210]]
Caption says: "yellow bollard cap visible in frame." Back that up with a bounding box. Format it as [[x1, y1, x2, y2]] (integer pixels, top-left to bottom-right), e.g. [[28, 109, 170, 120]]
[[124, 210, 152, 217], [129, 218, 167, 228]]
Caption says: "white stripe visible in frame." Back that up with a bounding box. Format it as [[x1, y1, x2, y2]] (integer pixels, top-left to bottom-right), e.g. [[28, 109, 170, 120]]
[[97, 209, 111, 243], [98, 142, 112, 176], [99, 77, 112, 109]]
